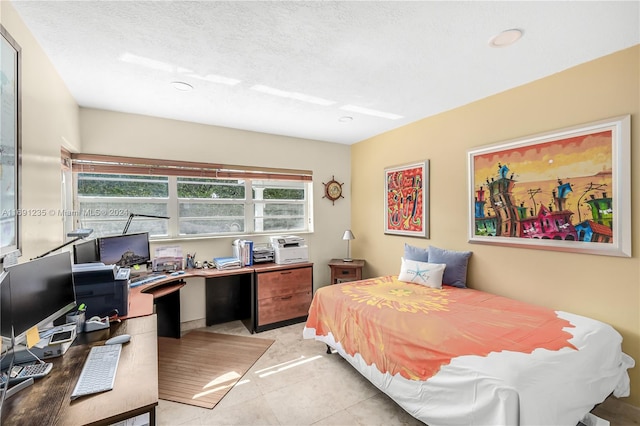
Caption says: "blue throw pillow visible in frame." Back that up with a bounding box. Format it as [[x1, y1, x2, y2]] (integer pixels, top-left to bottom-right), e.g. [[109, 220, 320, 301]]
[[404, 243, 429, 262], [427, 246, 472, 288]]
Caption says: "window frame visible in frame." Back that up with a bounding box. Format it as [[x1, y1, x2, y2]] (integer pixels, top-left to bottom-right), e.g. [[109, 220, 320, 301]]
[[66, 153, 313, 240]]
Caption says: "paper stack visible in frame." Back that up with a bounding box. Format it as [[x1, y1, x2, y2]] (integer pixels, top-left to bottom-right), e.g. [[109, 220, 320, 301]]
[[213, 256, 242, 270], [252, 243, 275, 263]]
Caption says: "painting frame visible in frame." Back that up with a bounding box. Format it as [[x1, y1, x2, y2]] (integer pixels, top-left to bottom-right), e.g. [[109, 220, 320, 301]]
[[384, 160, 429, 238], [0, 24, 22, 263], [467, 115, 630, 257]]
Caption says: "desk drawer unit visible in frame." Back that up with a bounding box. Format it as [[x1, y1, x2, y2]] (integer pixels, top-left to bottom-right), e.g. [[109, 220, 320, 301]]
[[256, 265, 312, 329]]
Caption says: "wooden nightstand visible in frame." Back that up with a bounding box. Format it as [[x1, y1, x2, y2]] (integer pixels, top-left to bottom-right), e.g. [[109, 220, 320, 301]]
[[328, 259, 365, 284]]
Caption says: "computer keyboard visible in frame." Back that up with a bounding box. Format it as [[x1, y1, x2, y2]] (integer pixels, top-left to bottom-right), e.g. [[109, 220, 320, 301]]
[[70, 344, 122, 400], [129, 274, 165, 288], [8, 362, 53, 383]]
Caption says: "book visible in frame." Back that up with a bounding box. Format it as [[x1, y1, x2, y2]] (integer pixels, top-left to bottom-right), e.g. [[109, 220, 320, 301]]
[[232, 239, 254, 266], [240, 240, 253, 266]]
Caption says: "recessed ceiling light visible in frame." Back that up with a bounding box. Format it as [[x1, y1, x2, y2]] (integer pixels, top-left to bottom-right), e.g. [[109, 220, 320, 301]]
[[488, 29, 523, 48], [338, 116, 353, 123], [171, 81, 193, 91]]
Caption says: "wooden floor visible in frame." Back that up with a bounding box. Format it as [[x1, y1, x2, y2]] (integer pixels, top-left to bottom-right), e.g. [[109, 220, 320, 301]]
[[157, 330, 273, 409]]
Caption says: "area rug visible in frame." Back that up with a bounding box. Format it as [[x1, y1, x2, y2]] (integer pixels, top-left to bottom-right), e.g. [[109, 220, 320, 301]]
[[158, 330, 274, 409]]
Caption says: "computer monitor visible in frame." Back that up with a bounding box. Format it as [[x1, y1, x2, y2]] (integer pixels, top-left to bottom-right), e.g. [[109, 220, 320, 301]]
[[73, 239, 99, 264], [97, 232, 150, 268], [3, 252, 76, 344]]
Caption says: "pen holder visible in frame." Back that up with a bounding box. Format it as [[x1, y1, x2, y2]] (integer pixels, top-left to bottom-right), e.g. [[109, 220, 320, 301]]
[[66, 311, 85, 333]]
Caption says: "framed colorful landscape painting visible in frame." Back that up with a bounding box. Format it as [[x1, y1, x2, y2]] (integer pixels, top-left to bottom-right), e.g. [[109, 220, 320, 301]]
[[467, 115, 630, 257], [384, 160, 429, 238]]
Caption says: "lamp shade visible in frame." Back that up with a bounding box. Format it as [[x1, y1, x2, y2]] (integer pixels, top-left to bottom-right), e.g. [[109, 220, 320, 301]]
[[342, 230, 355, 240], [67, 228, 93, 238]]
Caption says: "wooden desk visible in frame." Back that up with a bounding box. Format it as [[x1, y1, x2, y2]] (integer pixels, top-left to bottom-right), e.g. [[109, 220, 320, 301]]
[[125, 267, 257, 320], [328, 259, 365, 284], [126, 263, 313, 335], [1, 315, 158, 426]]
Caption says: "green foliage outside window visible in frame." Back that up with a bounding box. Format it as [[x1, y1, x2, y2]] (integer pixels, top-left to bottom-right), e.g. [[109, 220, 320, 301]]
[[78, 174, 168, 197], [261, 188, 304, 200], [177, 178, 244, 199]]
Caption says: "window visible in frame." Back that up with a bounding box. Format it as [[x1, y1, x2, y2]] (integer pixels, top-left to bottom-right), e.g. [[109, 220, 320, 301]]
[[252, 179, 307, 232], [68, 154, 313, 239], [76, 173, 170, 236], [177, 177, 245, 235]]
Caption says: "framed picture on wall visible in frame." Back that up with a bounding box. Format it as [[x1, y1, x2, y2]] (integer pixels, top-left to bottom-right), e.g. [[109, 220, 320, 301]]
[[384, 160, 429, 238], [467, 115, 630, 257], [0, 25, 22, 262]]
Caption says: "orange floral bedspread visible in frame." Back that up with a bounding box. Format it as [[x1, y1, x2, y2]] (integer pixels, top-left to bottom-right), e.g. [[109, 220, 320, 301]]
[[305, 275, 577, 381]]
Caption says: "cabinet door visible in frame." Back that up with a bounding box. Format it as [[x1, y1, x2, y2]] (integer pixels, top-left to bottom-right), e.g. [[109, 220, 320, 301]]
[[257, 267, 312, 300]]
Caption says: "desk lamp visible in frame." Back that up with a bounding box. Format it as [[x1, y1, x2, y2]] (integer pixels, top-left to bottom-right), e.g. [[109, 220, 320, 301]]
[[342, 230, 355, 262], [32, 228, 93, 260], [122, 213, 170, 234]]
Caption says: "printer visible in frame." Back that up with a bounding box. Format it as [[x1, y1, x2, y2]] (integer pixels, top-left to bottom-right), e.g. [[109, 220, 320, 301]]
[[72, 263, 129, 318], [270, 235, 309, 265]]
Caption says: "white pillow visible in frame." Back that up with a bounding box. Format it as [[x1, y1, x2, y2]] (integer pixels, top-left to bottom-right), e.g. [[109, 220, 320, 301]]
[[398, 257, 446, 289]]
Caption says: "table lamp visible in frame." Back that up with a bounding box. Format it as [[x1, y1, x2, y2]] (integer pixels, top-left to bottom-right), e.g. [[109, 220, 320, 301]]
[[342, 230, 355, 262]]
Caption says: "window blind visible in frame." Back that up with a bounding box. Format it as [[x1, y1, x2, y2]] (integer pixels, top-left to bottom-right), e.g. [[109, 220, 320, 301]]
[[68, 153, 312, 181]]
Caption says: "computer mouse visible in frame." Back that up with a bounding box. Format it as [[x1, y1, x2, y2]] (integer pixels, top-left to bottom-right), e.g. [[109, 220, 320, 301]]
[[105, 334, 131, 345]]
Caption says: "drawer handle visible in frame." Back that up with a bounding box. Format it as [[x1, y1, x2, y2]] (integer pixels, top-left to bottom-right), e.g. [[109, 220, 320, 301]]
[[280, 295, 293, 300], [281, 271, 292, 275], [342, 270, 351, 274]]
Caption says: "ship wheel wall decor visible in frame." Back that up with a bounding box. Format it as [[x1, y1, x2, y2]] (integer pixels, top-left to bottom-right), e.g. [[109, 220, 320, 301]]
[[323, 176, 344, 205]]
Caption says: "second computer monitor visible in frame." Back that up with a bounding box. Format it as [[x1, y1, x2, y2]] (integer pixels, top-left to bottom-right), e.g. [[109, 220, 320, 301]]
[[73, 239, 100, 264], [98, 232, 150, 268]]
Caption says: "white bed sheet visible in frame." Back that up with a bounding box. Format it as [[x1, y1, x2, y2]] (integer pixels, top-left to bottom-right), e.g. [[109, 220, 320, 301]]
[[304, 311, 634, 426]]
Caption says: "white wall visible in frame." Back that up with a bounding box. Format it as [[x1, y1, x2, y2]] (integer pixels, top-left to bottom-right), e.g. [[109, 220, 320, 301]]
[[1, 2, 80, 262], [3, 0, 353, 324], [79, 108, 352, 322]]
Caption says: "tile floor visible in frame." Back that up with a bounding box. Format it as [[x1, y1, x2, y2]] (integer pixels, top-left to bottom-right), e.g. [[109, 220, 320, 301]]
[[157, 321, 423, 425], [157, 321, 636, 426]]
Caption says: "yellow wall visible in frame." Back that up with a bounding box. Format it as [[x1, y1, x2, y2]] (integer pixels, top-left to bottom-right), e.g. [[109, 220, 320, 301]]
[[351, 45, 640, 407]]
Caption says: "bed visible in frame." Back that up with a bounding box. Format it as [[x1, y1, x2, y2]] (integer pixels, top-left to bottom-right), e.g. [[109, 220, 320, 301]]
[[303, 275, 634, 426]]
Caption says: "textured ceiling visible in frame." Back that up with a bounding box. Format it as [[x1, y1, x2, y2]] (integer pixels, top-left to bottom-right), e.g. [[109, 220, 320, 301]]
[[10, 1, 640, 144]]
